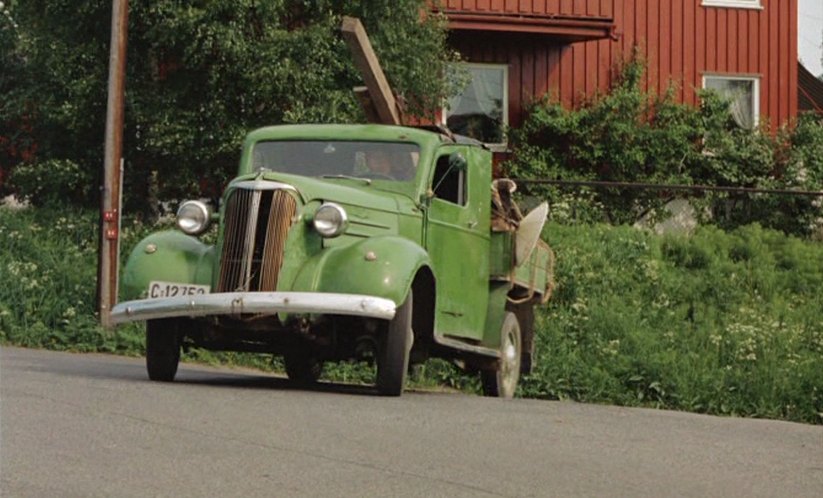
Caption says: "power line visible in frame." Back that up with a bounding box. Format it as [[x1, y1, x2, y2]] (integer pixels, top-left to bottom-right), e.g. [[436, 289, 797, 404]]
[[513, 178, 823, 197]]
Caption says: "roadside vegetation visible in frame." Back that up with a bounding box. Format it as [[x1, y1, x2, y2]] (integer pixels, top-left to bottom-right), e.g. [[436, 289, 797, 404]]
[[507, 57, 823, 237], [525, 223, 823, 423], [1, 0, 461, 210], [2, 205, 821, 423], [3, 2, 823, 423]]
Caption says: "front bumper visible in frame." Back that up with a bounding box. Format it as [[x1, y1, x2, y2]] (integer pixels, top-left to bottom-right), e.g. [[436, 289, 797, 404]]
[[110, 291, 397, 325]]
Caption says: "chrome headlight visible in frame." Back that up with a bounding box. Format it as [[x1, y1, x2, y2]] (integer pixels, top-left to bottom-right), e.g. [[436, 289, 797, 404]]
[[313, 203, 348, 238], [176, 200, 211, 236]]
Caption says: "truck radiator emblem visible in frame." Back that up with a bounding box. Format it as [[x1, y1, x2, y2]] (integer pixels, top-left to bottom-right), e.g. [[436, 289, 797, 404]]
[[218, 188, 296, 292]]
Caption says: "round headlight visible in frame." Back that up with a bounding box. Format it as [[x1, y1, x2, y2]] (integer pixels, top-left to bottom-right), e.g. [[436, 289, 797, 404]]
[[176, 200, 211, 235], [313, 203, 348, 238]]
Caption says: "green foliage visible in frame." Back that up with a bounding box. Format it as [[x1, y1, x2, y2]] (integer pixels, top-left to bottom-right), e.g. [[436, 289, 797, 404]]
[[507, 57, 823, 236], [3, 0, 459, 209], [507, 57, 703, 224], [3, 205, 822, 423], [0, 205, 144, 352], [9, 159, 93, 207], [517, 222, 823, 423], [0, 0, 33, 183]]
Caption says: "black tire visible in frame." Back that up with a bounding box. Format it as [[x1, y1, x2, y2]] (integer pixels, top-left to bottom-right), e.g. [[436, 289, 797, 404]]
[[481, 312, 521, 398], [284, 348, 323, 385], [376, 290, 413, 396], [507, 302, 536, 375], [146, 319, 181, 382]]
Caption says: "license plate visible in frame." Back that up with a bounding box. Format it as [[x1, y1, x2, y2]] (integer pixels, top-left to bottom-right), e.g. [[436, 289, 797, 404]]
[[147, 281, 211, 299]]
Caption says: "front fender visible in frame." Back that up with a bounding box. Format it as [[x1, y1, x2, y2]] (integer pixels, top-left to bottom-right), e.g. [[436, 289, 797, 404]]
[[120, 231, 215, 301], [291, 236, 430, 306]]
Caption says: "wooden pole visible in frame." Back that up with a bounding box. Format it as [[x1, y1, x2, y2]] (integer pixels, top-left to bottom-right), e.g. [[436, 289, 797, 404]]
[[341, 17, 401, 125], [98, 0, 128, 328]]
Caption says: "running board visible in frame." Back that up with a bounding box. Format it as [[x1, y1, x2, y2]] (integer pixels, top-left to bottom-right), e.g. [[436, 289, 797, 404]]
[[433, 334, 500, 359]]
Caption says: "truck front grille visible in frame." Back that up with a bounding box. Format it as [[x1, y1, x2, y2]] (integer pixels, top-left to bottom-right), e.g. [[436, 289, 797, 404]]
[[217, 188, 297, 292]]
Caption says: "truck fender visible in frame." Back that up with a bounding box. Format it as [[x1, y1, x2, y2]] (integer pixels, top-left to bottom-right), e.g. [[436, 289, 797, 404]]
[[291, 236, 432, 306], [120, 231, 215, 301]]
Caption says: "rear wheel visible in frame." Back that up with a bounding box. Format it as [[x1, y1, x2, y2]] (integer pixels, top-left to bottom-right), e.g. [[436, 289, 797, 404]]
[[481, 312, 521, 398], [146, 319, 181, 382], [508, 302, 536, 374], [284, 348, 323, 385], [376, 291, 413, 396]]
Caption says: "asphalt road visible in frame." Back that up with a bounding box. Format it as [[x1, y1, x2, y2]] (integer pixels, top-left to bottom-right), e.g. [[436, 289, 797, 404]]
[[1, 346, 822, 498]]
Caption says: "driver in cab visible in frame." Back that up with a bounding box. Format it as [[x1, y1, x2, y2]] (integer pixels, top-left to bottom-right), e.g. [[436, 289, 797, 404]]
[[364, 149, 415, 181]]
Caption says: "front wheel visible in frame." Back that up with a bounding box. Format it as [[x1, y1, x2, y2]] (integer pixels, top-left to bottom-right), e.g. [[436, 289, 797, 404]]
[[376, 290, 413, 396], [481, 312, 521, 398], [146, 319, 181, 382]]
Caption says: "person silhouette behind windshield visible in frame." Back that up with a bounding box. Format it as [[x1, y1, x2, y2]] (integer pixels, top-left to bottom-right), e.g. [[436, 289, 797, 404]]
[[364, 149, 415, 180], [366, 150, 394, 178]]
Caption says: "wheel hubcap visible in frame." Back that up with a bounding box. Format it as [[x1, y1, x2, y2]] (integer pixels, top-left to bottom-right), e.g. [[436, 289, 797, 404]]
[[501, 329, 520, 394]]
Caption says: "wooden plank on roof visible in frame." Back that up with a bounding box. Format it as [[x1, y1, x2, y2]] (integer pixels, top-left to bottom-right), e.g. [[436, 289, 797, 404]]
[[341, 16, 401, 125]]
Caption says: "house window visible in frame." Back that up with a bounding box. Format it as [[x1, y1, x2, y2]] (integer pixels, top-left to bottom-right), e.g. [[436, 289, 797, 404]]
[[445, 63, 508, 144], [703, 75, 760, 129], [701, 0, 762, 9]]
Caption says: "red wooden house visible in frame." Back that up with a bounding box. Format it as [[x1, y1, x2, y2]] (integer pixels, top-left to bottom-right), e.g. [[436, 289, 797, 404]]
[[436, 0, 798, 143]]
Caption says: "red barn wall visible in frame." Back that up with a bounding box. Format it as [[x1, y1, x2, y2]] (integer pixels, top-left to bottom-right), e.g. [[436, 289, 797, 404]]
[[445, 0, 798, 132]]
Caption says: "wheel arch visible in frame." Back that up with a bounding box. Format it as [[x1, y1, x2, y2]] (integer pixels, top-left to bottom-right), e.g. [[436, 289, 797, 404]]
[[121, 231, 215, 301], [410, 265, 436, 353], [291, 235, 431, 307]]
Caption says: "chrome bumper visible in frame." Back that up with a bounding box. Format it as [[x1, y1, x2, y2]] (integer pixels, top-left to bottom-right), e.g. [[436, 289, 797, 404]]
[[110, 291, 397, 325]]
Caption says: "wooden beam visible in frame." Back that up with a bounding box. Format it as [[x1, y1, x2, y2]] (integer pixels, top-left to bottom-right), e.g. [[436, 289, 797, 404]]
[[353, 87, 382, 123], [341, 16, 401, 125]]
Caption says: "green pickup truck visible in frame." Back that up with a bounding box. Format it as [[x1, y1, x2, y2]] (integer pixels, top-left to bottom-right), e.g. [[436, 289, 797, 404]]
[[112, 124, 554, 397]]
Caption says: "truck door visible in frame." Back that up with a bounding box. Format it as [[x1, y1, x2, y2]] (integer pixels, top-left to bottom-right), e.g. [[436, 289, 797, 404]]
[[425, 146, 490, 341]]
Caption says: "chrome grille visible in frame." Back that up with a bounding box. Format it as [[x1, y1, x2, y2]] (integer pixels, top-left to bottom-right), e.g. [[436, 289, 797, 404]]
[[217, 188, 297, 292]]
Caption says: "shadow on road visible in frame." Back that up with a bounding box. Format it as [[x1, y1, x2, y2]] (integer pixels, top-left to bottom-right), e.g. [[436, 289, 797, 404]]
[[175, 370, 378, 397], [3, 347, 439, 398]]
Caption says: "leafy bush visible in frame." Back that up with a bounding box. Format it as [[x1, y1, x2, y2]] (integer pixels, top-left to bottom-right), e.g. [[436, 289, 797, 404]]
[[8, 158, 93, 207], [0, 205, 143, 352], [506, 58, 823, 236], [2, 0, 460, 212]]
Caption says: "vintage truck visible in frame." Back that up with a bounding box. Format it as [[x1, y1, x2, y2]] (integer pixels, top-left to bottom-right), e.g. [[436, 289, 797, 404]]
[[112, 124, 554, 397]]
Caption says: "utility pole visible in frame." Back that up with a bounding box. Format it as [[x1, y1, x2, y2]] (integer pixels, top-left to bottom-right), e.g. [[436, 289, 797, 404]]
[[98, 0, 128, 328]]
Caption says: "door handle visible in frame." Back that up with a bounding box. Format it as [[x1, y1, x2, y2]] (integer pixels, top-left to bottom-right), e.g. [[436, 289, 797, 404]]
[[467, 220, 478, 229]]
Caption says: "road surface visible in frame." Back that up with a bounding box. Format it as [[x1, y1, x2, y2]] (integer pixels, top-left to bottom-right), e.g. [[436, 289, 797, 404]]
[[1, 346, 821, 497]]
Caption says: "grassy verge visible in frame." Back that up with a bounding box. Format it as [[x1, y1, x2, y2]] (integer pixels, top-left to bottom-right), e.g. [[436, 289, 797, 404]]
[[0, 205, 144, 353], [2, 205, 821, 423], [525, 223, 823, 423]]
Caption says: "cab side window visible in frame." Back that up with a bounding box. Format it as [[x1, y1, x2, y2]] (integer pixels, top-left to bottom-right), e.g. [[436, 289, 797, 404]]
[[432, 155, 466, 206]]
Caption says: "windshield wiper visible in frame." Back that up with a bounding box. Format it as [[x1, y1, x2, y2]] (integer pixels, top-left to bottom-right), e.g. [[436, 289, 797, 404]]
[[321, 175, 371, 185]]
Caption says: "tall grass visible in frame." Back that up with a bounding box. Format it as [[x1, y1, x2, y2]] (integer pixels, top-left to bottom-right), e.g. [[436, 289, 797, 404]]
[[2, 205, 821, 423], [524, 223, 823, 423], [0, 205, 144, 352]]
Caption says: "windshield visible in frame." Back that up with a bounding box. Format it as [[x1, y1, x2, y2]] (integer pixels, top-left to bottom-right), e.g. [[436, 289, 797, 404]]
[[252, 141, 420, 182]]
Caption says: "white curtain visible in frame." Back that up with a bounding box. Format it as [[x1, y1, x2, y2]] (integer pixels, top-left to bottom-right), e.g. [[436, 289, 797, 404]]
[[706, 78, 755, 129], [447, 65, 505, 142]]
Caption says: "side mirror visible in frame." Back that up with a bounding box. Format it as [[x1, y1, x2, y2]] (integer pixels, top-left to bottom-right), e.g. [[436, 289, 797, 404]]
[[448, 152, 467, 172]]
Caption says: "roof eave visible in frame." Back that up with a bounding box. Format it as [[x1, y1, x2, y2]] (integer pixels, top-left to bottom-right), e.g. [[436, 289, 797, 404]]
[[440, 11, 616, 42]]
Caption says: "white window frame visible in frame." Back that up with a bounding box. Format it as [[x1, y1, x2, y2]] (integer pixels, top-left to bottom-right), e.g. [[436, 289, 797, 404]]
[[701, 0, 763, 10], [443, 62, 509, 147], [702, 74, 761, 129]]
